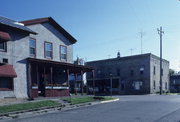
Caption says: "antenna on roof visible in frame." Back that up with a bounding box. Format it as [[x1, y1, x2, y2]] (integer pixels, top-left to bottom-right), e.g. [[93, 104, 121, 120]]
[[139, 30, 145, 54]]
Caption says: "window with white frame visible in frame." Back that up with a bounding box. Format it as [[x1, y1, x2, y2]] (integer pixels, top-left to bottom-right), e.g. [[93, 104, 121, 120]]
[[60, 45, 67, 60], [45, 42, 53, 59], [29, 38, 36, 56]]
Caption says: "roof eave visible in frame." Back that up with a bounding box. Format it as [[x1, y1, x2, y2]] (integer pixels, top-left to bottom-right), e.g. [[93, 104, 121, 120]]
[[20, 17, 77, 44]]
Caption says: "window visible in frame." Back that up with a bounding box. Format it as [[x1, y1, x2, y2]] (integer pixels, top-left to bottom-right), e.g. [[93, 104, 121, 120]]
[[0, 78, 13, 90], [117, 69, 120, 76], [45, 42, 53, 59], [130, 69, 134, 76], [140, 67, 144, 75], [153, 66, 156, 75], [153, 80, 156, 89], [133, 81, 143, 90], [0, 41, 7, 52], [2, 58, 8, 63], [161, 68, 163, 76], [60, 45, 67, 60], [29, 38, 36, 56], [165, 82, 168, 90]]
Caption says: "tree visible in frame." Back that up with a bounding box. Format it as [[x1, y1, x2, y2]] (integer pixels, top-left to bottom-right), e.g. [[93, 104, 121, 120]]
[[169, 69, 175, 76]]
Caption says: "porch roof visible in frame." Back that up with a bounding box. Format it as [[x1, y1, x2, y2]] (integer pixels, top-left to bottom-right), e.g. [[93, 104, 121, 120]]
[[27, 58, 94, 73], [0, 64, 17, 77]]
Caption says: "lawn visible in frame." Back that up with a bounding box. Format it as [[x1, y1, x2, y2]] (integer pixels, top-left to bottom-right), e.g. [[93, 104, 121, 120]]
[[63, 96, 115, 105], [0, 100, 61, 114]]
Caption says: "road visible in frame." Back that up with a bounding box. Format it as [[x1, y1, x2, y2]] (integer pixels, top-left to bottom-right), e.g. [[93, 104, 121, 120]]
[[4, 95, 180, 122]]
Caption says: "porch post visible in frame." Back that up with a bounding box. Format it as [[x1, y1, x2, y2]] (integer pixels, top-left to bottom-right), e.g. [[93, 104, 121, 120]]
[[81, 70, 84, 95], [66, 69, 70, 95], [36, 65, 39, 86], [50, 66, 53, 97], [36, 65, 39, 97], [28, 61, 33, 99], [92, 70, 95, 96], [43, 66, 46, 97], [74, 73, 77, 95]]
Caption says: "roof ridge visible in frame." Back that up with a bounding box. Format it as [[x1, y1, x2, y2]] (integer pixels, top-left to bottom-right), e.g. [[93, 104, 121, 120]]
[[0, 16, 16, 22], [20, 17, 51, 23]]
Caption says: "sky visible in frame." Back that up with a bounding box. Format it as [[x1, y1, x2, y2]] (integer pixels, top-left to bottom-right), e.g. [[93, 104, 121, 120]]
[[1, 0, 180, 71]]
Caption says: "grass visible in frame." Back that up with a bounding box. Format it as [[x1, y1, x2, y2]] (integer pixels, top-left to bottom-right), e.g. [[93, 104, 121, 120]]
[[0, 100, 61, 114], [63, 96, 116, 105]]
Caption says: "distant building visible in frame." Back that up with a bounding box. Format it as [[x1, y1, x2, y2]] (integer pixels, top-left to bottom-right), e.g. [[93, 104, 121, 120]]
[[86, 53, 169, 95], [170, 75, 180, 93], [69, 58, 87, 94]]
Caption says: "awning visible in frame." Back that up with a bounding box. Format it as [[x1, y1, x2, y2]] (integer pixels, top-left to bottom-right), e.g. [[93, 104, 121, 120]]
[[0, 31, 11, 41], [27, 58, 94, 73], [0, 64, 17, 77]]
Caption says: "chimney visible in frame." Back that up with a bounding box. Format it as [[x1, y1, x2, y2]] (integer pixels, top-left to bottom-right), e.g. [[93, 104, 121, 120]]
[[117, 51, 120, 58]]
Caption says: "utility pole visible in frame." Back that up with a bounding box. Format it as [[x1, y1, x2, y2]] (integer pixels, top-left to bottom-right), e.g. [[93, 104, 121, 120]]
[[157, 26, 164, 95], [139, 31, 145, 54]]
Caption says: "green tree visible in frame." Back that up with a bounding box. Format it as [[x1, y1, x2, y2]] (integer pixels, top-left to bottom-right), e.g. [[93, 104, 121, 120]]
[[169, 69, 175, 76]]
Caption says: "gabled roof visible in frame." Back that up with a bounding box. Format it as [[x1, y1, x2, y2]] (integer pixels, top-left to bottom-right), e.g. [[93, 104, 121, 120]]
[[0, 16, 36, 34], [20, 17, 77, 44]]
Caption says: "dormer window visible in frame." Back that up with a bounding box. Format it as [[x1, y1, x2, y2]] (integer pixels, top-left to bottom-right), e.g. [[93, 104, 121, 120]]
[[29, 38, 36, 57]]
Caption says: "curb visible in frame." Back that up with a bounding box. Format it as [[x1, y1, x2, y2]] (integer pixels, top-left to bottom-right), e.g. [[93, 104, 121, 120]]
[[0, 98, 119, 121], [100, 98, 119, 103]]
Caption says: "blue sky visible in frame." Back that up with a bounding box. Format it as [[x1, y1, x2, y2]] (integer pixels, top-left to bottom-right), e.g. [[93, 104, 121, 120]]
[[1, 0, 180, 70]]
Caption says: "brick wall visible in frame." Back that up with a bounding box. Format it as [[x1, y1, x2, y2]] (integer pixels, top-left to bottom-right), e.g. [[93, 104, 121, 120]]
[[45, 89, 70, 97], [32, 89, 38, 98]]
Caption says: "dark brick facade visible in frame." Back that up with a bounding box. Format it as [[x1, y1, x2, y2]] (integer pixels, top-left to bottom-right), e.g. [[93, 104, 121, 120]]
[[86, 53, 169, 95], [31, 89, 70, 98], [45, 89, 70, 97]]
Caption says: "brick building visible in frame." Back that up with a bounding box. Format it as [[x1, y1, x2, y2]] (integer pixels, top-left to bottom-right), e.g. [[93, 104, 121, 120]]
[[86, 53, 169, 95], [170, 75, 180, 93]]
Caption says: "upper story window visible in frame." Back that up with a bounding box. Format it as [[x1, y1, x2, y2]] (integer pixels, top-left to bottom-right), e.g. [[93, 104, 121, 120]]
[[60, 45, 67, 60], [29, 38, 36, 57], [45, 42, 53, 59], [0, 41, 7, 52], [140, 67, 144, 75], [161, 68, 163, 76], [130, 69, 134, 76], [117, 69, 120, 76], [153, 66, 156, 75]]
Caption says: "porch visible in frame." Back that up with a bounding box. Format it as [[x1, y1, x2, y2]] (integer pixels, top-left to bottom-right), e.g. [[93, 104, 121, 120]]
[[27, 58, 94, 98]]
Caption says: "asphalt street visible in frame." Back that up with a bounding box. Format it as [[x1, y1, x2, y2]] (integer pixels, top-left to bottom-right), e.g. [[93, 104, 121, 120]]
[[4, 95, 180, 122]]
